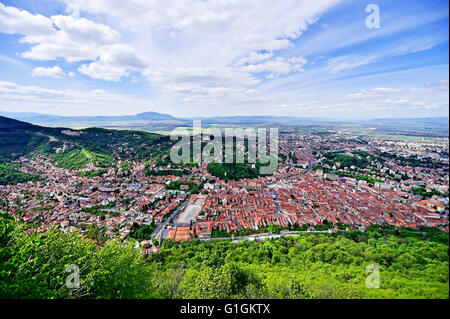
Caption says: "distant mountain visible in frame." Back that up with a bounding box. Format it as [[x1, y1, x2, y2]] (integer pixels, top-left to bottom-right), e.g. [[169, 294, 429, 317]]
[[134, 111, 178, 120], [0, 115, 35, 129], [0, 111, 448, 136], [0, 111, 348, 126], [368, 117, 449, 124], [364, 117, 449, 135], [193, 115, 301, 124], [184, 115, 348, 125], [0, 110, 179, 126]]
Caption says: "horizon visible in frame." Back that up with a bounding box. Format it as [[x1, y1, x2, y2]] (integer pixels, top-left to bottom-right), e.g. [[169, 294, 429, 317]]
[[0, 0, 448, 119], [1, 109, 449, 122]]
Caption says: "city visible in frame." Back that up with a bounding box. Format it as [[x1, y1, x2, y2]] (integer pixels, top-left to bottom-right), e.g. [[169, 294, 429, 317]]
[[0, 0, 448, 308], [1, 126, 447, 251]]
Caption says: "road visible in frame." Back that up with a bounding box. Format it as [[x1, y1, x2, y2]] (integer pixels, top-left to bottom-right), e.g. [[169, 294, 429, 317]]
[[151, 200, 188, 241], [201, 229, 347, 243]]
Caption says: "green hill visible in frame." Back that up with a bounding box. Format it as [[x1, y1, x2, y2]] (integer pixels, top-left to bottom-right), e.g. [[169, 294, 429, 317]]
[[0, 163, 42, 185], [0, 115, 173, 169]]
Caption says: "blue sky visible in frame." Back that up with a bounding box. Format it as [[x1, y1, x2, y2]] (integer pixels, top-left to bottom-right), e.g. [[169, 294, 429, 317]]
[[0, 0, 448, 118]]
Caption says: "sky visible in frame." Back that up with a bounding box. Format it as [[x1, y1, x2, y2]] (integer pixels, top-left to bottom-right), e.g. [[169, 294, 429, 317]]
[[0, 0, 448, 119]]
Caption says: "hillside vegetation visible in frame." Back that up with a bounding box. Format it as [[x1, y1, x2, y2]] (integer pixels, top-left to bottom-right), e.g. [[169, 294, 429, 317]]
[[1, 213, 447, 299], [0, 163, 42, 185], [0, 116, 173, 171]]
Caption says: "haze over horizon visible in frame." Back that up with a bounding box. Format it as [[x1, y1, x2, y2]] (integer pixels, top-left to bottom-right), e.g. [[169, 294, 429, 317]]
[[0, 0, 448, 119], [0, 109, 449, 122]]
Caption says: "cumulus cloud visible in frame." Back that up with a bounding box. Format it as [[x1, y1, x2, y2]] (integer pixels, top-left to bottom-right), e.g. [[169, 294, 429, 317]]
[[243, 57, 307, 78], [59, 0, 339, 48], [0, 3, 145, 81], [0, 81, 154, 115], [32, 66, 66, 78], [0, 0, 342, 88], [278, 82, 449, 116], [55, 0, 339, 87], [0, 0, 446, 118], [0, 3, 53, 36], [236, 51, 274, 66], [78, 44, 148, 81], [10, 13, 122, 62]]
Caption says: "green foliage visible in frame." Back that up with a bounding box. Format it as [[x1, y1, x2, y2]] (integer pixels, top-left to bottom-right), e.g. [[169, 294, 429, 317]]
[[150, 226, 449, 299], [328, 171, 383, 183], [130, 222, 157, 240], [412, 186, 442, 197], [0, 129, 48, 162], [77, 169, 107, 178], [323, 152, 370, 169], [1, 214, 448, 299], [380, 152, 446, 169], [88, 240, 155, 298], [278, 153, 287, 161], [207, 163, 264, 180], [176, 266, 233, 298], [52, 148, 113, 170], [0, 163, 42, 185], [289, 152, 298, 164], [0, 213, 155, 298], [166, 180, 197, 191], [81, 204, 118, 217], [0, 213, 95, 298], [211, 228, 233, 238], [0, 116, 173, 165], [313, 221, 334, 231]]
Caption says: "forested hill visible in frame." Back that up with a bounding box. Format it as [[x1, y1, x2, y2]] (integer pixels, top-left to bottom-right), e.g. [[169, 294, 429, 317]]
[[0, 213, 448, 299], [0, 115, 173, 167]]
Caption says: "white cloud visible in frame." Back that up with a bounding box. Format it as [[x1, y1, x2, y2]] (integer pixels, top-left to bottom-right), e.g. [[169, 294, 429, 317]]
[[32, 66, 66, 78], [0, 81, 156, 115], [55, 0, 340, 87], [342, 87, 403, 99], [19, 15, 121, 62], [0, 3, 145, 81], [0, 1, 447, 118], [236, 51, 273, 66], [424, 79, 449, 91], [0, 81, 63, 96], [0, 0, 342, 88], [325, 55, 377, 74], [144, 66, 262, 98], [332, 83, 449, 114], [0, 3, 53, 36], [78, 44, 148, 81], [244, 57, 307, 78]]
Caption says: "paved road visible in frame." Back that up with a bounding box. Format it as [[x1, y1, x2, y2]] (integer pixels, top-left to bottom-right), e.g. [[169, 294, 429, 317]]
[[201, 229, 346, 243], [151, 201, 188, 241]]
